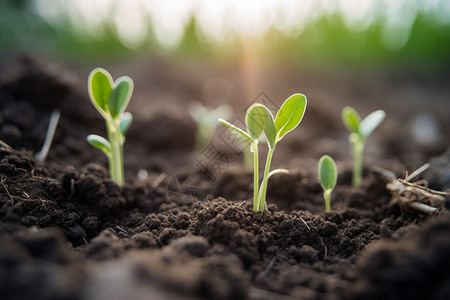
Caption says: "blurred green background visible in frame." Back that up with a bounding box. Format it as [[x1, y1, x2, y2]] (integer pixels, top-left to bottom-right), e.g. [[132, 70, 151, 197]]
[[1, 0, 450, 71]]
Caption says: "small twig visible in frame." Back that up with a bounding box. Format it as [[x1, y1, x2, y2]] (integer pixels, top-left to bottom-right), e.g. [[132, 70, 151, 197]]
[[376, 164, 448, 215], [409, 202, 438, 215], [398, 179, 448, 197], [82, 237, 88, 246], [151, 173, 166, 189], [300, 216, 310, 231], [255, 257, 277, 281], [115, 226, 129, 235], [406, 163, 430, 181], [35, 109, 60, 162], [0, 139, 12, 149]]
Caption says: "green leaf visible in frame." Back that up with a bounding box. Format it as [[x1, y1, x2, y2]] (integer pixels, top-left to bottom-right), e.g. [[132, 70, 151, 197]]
[[342, 106, 361, 134], [109, 76, 134, 118], [88, 68, 114, 115], [318, 155, 338, 191], [218, 118, 254, 144], [119, 112, 133, 135], [359, 110, 385, 139], [245, 104, 269, 140], [264, 110, 277, 150], [87, 134, 111, 154], [275, 93, 307, 142]]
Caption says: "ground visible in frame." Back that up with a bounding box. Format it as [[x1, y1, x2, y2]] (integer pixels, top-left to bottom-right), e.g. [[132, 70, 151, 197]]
[[0, 56, 449, 300]]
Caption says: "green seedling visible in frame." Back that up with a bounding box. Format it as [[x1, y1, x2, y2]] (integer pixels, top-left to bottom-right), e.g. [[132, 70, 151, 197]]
[[86, 68, 134, 186], [219, 93, 307, 213], [318, 155, 337, 212], [342, 107, 385, 187], [188, 101, 233, 152]]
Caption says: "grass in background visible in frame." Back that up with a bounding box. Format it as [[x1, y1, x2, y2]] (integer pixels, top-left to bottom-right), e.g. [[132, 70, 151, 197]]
[[1, 0, 449, 72]]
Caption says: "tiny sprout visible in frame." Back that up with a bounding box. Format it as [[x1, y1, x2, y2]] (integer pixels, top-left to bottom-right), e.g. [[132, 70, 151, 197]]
[[219, 93, 307, 213], [188, 101, 232, 152], [86, 68, 134, 186], [342, 107, 385, 187], [318, 155, 337, 212]]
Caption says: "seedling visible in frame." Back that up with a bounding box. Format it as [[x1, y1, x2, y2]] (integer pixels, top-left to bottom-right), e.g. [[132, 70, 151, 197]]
[[318, 155, 337, 212], [188, 101, 232, 152], [342, 107, 385, 187], [86, 68, 134, 186], [219, 93, 307, 212]]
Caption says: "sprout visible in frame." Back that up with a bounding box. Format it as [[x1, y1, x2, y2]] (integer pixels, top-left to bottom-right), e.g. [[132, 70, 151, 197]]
[[188, 101, 233, 152], [318, 155, 337, 212], [219, 93, 307, 212], [86, 68, 134, 186], [342, 107, 385, 187]]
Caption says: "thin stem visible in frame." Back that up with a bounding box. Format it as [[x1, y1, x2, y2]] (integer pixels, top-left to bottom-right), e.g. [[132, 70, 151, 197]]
[[112, 119, 124, 186], [324, 189, 331, 212], [256, 149, 274, 212], [106, 118, 125, 186], [252, 143, 259, 211], [352, 139, 364, 187], [106, 118, 117, 183]]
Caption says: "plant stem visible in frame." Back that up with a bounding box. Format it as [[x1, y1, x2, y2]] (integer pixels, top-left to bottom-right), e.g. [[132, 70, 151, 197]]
[[324, 189, 331, 212], [106, 119, 116, 182], [113, 119, 124, 186], [352, 139, 364, 187], [252, 143, 259, 211], [107, 118, 124, 186], [256, 149, 274, 212]]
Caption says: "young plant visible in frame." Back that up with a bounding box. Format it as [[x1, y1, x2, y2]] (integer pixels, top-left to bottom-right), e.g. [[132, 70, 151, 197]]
[[318, 155, 337, 212], [86, 68, 134, 186], [188, 101, 233, 152], [219, 93, 307, 213], [342, 107, 385, 187]]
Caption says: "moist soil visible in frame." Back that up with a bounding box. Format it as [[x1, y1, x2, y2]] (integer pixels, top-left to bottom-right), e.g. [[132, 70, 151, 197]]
[[1, 57, 450, 300]]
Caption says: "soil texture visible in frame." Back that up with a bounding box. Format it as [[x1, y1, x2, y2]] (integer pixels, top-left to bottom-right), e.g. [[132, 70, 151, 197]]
[[0, 57, 449, 300]]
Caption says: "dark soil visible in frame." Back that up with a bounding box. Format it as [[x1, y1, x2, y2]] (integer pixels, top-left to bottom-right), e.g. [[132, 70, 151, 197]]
[[1, 57, 449, 300]]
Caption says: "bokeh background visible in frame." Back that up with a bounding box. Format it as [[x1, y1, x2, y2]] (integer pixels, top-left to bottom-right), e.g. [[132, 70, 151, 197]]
[[1, 0, 449, 174], [2, 0, 450, 70]]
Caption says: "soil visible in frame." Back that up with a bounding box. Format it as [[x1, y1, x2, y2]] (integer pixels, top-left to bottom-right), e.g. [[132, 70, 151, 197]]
[[1, 56, 450, 300]]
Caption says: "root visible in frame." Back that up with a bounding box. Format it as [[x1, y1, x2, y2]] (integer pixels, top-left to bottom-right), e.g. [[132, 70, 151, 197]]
[[374, 164, 448, 215]]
